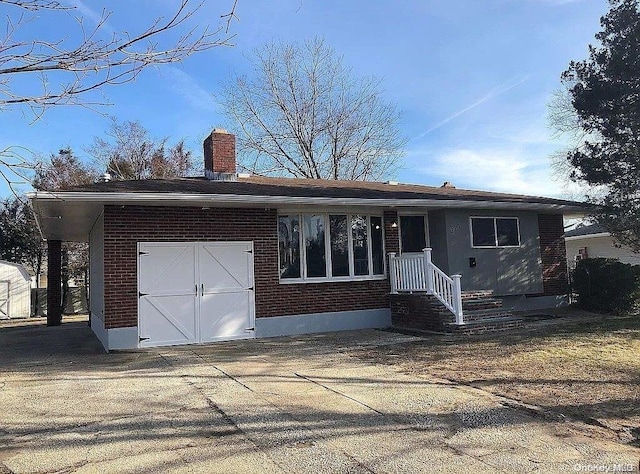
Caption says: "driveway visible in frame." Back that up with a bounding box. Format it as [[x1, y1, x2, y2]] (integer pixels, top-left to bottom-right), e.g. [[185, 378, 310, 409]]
[[0, 320, 638, 473]]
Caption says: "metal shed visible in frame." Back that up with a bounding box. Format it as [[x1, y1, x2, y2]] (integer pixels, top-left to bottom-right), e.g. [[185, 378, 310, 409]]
[[0, 260, 32, 319]]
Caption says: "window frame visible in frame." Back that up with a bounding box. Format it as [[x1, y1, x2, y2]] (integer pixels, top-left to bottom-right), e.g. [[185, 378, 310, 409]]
[[278, 212, 386, 284], [469, 216, 521, 249]]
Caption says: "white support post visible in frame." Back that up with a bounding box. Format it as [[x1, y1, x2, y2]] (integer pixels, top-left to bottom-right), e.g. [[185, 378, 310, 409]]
[[388, 252, 398, 294], [452, 274, 464, 325], [422, 248, 434, 294]]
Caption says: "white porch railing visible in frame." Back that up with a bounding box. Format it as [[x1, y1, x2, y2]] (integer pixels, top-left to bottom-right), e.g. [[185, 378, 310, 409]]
[[389, 248, 464, 325]]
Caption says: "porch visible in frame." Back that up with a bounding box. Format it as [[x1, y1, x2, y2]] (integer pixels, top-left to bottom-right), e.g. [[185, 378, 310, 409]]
[[388, 249, 524, 334]]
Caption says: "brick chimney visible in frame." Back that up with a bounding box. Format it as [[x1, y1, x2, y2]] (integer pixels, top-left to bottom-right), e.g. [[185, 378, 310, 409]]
[[204, 128, 237, 180]]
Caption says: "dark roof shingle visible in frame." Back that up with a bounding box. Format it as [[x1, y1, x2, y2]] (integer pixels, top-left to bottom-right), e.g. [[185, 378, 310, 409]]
[[66, 175, 585, 206]]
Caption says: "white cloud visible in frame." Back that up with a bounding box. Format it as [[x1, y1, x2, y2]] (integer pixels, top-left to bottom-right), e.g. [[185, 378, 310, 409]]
[[410, 147, 586, 198], [161, 66, 218, 113]]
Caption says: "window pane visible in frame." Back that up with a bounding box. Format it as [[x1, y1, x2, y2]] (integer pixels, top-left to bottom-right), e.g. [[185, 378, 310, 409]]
[[472, 218, 496, 247], [370, 216, 384, 275], [278, 215, 301, 278], [304, 214, 326, 277], [400, 215, 426, 253], [352, 215, 369, 275], [496, 218, 519, 246], [330, 215, 349, 277]]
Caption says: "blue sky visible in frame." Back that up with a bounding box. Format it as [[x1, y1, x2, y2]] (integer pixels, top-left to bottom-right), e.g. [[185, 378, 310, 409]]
[[0, 0, 609, 198]]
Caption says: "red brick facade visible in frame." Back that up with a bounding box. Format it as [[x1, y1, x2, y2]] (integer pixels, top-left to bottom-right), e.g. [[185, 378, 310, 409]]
[[537, 213, 568, 296], [103, 206, 395, 329], [203, 130, 236, 174]]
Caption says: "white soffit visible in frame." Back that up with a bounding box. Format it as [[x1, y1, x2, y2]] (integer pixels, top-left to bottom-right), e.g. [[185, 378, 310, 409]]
[[28, 191, 588, 241]]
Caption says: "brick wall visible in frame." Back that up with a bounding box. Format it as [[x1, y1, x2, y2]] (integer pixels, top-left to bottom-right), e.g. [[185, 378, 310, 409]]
[[537, 213, 568, 296], [103, 206, 394, 329], [390, 294, 447, 332]]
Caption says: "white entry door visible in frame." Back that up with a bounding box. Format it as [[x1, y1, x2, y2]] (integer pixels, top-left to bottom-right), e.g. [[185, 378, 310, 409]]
[[138, 242, 255, 348]]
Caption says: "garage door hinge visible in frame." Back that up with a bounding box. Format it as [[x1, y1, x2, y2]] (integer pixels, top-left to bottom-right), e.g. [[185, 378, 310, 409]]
[[138, 291, 148, 297], [139, 251, 149, 256], [139, 337, 150, 342], [244, 249, 253, 254], [245, 328, 255, 332]]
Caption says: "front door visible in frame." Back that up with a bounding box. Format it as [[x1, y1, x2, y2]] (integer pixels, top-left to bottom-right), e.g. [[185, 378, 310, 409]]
[[399, 215, 427, 253], [138, 242, 255, 348]]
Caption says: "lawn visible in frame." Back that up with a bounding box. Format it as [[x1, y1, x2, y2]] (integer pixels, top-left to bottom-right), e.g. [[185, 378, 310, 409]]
[[353, 312, 640, 445]]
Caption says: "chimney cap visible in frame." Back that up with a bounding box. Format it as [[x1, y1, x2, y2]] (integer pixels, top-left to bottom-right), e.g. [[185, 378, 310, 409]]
[[213, 128, 229, 134]]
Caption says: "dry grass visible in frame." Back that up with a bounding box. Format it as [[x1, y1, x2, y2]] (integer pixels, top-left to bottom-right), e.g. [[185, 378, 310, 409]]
[[353, 314, 640, 443]]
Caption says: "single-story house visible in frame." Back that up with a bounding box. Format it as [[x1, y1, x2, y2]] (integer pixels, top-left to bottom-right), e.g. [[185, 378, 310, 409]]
[[565, 223, 640, 267], [29, 129, 586, 351], [0, 260, 32, 319]]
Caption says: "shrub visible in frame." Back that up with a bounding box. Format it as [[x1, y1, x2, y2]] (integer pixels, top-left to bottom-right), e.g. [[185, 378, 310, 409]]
[[572, 258, 640, 314]]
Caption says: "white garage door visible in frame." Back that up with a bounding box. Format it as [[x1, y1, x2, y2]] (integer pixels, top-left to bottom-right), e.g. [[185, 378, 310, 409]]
[[138, 242, 255, 348]]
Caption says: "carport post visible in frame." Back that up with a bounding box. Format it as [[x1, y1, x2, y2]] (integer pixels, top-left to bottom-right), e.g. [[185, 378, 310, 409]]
[[47, 240, 62, 326]]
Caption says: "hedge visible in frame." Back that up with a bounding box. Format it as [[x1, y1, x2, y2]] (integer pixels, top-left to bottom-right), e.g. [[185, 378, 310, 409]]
[[572, 258, 640, 314]]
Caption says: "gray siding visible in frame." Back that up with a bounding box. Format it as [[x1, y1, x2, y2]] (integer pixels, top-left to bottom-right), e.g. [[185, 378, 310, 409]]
[[428, 211, 449, 273], [440, 209, 544, 296]]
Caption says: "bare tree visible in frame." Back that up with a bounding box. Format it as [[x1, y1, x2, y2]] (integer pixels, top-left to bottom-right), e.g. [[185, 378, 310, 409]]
[[88, 118, 194, 180], [33, 148, 98, 191], [221, 38, 405, 181], [0, 0, 238, 190]]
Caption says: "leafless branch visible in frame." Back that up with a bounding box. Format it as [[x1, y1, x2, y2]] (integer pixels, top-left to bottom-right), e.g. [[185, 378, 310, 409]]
[[0, 0, 70, 11], [0, 0, 238, 117], [0, 145, 35, 197]]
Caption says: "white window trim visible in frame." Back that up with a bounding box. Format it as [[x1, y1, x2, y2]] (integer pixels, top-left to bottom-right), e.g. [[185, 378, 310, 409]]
[[469, 216, 521, 249], [278, 212, 386, 283], [398, 212, 430, 254]]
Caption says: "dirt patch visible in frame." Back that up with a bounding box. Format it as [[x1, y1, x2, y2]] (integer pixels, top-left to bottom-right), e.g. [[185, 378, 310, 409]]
[[352, 314, 640, 445]]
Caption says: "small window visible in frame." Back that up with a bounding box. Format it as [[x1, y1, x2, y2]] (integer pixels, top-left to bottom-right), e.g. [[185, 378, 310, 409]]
[[370, 216, 384, 275], [352, 215, 369, 276], [496, 218, 519, 246], [304, 214, 326, 278], [278, 215, 301, 278], [471, 217, 520, 248], [330, 215, 349, 277]]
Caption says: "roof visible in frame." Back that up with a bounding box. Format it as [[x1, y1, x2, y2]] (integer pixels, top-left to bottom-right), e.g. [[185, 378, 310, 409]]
[[565, 223, 610, 239], [28, 175, 589, 242], [65, 175, 582, 206]]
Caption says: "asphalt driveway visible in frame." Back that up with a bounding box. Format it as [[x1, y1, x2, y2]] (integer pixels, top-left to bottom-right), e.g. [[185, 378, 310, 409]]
[[0, 320, 638, 473]]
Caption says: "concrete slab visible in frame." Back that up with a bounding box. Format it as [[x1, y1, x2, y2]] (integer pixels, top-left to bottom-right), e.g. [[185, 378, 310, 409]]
[[0, 321, 638, 473]]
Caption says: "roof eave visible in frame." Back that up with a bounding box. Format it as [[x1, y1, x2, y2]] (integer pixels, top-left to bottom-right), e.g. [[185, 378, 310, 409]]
[[27, 191, 588, 213]]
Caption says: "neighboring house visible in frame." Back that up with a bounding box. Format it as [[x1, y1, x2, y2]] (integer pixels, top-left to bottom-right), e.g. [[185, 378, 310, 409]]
[[0, 260, 32, 319], [565, 223, 640, 267], [29, 129, 586, 351]]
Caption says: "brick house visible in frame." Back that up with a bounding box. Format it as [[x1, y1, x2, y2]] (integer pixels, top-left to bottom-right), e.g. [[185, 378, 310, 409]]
[[29, 129, 585, 351]]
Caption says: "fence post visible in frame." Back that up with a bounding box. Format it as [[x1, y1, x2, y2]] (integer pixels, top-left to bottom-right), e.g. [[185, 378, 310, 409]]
[[423, 248, 434, 294], [452, 274, 464, 325], [388, 252, 398, 294]]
